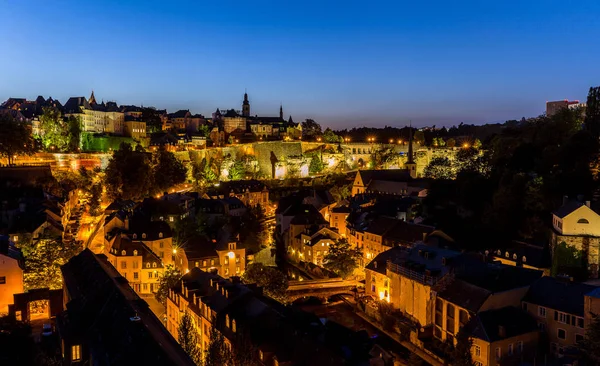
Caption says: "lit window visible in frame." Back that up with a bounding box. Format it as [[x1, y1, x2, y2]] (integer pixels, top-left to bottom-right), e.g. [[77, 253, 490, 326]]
[[232, 320, 236, 333], [169, 217, 174, 222], [142, 233, 146, 239], [72, 345, 81, 361], [153, 262, 157, 268], [133, 272, 138, 280], [0, 276, 6, 284], [121, 250, 126, 256], [474, 345, 481, 357], [146, 263, 150, 268], [133, 250, 138, 256], [159, 232, 163, 238]]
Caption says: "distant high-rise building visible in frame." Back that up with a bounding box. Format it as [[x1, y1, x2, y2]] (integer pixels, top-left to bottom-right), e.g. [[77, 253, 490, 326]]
[[546, 99, 586, 117]]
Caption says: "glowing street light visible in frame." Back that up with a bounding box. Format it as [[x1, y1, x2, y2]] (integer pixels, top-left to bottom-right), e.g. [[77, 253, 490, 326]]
[[463, 143, 470, 148]]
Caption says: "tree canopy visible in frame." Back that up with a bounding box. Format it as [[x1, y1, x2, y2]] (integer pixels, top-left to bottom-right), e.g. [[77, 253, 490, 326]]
[[323, 238, 362, 279], [0, 113, 35, 165], [178, 311, 201, 364], [301, 119, 322, 140], [242, 263, 288, 302], [155, 264, 182, 306]]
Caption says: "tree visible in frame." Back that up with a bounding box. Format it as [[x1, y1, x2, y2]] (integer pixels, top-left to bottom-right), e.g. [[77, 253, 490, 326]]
[[0, 113, 35, 165], [20, 236, 81, 290], [451, 329, 475, 366], [227, 160, 245, 181], [67, 115, 82, 151], [581, 313, 600, 364], [153, 149, 187, 192], [142, 107, 163, 134], [472, 138, 482, 149], [104, 142, 153, 201], [329, 184, 351, 202], [424, 157, 455, 180], [38, 106, 69, 151], [155, 264, 182, 305], [322, 128, 341, 143], [198, 124, 211, 138], [88, 183, 102, 216], [228, 135, 234, 145], [178, 312, 201, 364], [585, 86, 600, 138], [204, 327, 232, 366], [242, 263, 288, 302], [301, 119, 322, 140], [414, 130, 425, 145], [309, 153, 324, 174], [323, 238, 362, 279], [447, 138, 456, 148]]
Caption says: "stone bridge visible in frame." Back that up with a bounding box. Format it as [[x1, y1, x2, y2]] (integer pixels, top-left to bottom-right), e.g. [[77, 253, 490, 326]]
[[286, 278, 357, 302]]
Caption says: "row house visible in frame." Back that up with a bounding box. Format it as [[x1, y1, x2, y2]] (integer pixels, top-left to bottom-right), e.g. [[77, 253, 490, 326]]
[[183, 235, 246, 279], [59, 250, 194, 365], [204, 179, 269, 208], [289, 227, 340, 266], [167, 268, 371, 366], [105, 234, 164, 294]]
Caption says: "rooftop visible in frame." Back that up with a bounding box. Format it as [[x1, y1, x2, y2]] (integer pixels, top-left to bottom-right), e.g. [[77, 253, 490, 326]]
[[523, 276, 598, 316]]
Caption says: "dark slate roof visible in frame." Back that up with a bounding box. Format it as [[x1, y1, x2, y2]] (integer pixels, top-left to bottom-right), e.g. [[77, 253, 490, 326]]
[[289, 205, 328, 225], [0, 235, 23, 263], [523, 276, 598, 316], [59, 249, 194, 365], [168, 109, 190, 118], [488, 241, 551, 269], [436, 278, 491, 313], [63, 97, 90, 113], [365, 247, 407, 275], [207, 179, 267, 196], [466, 306, 538, 342], [223, 109, 240, 118], [248, 116, 286, 124], [457, 263, 543, 294], [129, 218, 172, 241], [183, 235, 218, 260], [110, 235, 163, 267], [552, 200, 598, 218], [357, 169, 412, 185]]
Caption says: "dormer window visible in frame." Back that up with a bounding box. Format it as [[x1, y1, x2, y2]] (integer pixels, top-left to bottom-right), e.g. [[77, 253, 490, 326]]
[[496, 250, 501, 256], [142, 233, 147, 239], [512, 254, 517, 260], [523, 256, 527, 263], [505, 252, 510, 258], [133, 250, 138, 256], [152, 262, 157, 268], [146, 263, 150, 268], [226, 314, 230, 328], [133, 234, 137, 239], [121, 250, 126, 256], [159, 232, 163, 238], [578, 218, 590, 224], [232, 319, 236, 333]]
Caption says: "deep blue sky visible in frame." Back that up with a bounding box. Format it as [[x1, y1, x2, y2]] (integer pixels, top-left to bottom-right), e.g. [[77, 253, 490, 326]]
[[1, 0, 599, 128]]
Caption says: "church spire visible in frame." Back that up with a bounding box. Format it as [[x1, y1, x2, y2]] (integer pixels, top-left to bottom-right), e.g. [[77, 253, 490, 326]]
[[242, 90, 250, 117], [89, 90, 97, 105], [279, 104, 283, 120]]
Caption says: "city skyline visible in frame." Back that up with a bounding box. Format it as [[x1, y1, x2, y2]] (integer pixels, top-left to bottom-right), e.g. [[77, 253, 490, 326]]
[[1, 0, 599, 127]]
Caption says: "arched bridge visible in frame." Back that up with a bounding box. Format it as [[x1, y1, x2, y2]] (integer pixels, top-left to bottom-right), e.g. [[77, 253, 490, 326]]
[[286, 278, 357, 302]]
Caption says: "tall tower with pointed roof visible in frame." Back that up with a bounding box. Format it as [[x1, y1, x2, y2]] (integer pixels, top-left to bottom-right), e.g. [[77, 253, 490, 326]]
[[279, 104, 283, 120], [242, 92, 250, 117], [405, 122, 417, 178], [89, 90, 97, 105]]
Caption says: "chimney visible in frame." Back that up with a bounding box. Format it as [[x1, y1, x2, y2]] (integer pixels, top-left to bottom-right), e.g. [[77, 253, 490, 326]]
[[498, 325, 506, 338], [586, 200, 591, 208], [193, 293, 196, 304], [563, 195, 569, 205]]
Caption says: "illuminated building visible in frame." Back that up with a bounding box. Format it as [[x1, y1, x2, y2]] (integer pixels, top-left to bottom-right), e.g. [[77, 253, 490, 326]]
[[0, 236, 24, 315]]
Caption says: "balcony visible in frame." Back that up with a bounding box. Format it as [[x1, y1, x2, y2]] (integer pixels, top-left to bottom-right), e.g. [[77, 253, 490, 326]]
[[386, 261, 441, 286]]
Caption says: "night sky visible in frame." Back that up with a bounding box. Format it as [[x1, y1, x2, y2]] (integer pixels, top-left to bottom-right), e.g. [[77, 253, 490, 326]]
[[1, 0, 599, 128]]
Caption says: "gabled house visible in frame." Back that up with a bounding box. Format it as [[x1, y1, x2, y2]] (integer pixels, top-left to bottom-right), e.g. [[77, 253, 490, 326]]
[[551, 198, 600, 278]]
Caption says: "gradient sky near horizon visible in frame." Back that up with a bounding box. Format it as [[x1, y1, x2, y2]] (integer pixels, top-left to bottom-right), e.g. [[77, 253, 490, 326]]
[[1, 0, 599, 128]]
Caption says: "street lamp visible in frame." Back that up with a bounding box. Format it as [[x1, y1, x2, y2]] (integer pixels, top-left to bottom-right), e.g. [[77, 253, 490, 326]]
[[317, 137, 322, 142]]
